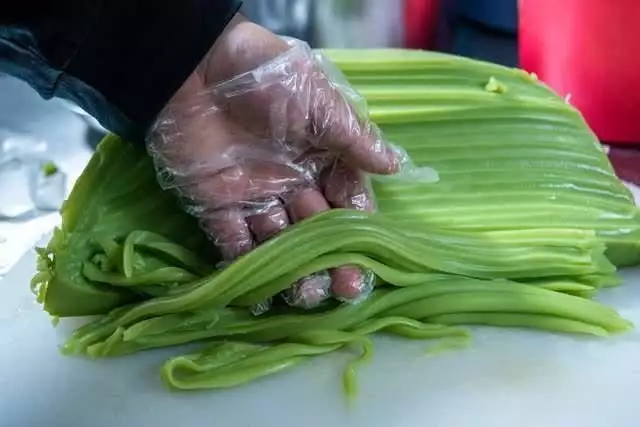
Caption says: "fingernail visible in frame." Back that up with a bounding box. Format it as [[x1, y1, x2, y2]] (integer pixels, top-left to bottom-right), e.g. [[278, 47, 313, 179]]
[[331, 267, 375, 303], [283, 271, 332, 309], [387, 144, 404, 174]]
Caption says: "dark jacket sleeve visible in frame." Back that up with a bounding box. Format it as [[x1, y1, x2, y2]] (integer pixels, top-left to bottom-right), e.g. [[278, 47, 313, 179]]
[[0, 0, 243, 143]]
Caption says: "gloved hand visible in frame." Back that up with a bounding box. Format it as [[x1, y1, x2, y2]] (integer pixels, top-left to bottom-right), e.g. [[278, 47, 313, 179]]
[[147, 15, 400, 307]]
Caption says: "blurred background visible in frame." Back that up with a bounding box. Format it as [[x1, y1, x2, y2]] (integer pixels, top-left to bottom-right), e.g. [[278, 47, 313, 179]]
[[1, 0, 638, 274], [1, 0, 522, 159], [242, 0, 517, 65]]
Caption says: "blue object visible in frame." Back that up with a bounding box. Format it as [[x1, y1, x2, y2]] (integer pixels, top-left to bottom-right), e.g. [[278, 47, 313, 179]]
[[457, 0, 517, 33]]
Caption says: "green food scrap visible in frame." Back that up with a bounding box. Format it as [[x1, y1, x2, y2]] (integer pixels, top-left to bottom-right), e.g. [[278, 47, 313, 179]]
[[485, 76, 508, 94], [42, 161, 59, 177]]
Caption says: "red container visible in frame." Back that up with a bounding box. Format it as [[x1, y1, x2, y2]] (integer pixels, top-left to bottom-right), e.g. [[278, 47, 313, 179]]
[[404, 0, 439, 49], [519, 0, 640, 144]]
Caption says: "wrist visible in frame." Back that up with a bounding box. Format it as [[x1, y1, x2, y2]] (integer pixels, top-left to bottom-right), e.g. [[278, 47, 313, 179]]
[[199, 15, 291, 86], [160, 12, 248, 113]]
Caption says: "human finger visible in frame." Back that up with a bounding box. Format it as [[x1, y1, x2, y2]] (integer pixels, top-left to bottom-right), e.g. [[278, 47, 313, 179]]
[[321, 161, 376, 300], [200, 209, 254, 261], [285, 187, 368, 301], [246, 203, 290, 244], [322, 161, 375, 212]]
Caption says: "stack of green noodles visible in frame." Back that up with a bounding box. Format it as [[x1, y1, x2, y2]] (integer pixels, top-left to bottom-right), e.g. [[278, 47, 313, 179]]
[[32, 50, 640, 393]]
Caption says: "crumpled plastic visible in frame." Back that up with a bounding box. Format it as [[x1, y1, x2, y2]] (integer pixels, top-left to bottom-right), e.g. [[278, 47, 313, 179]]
[[147, 38, 426, 310]]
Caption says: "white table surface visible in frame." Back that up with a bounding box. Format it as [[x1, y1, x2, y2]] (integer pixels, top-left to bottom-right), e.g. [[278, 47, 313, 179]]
[[1, 248, 640, 427], [2, 75, 640, 427]]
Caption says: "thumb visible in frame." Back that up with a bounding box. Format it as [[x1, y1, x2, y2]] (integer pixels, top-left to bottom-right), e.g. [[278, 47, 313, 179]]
[[304, 53, 400, 175]]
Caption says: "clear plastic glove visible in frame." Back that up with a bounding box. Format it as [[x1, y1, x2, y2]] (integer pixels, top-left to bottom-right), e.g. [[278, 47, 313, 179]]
[[147, 16, 399, 305]]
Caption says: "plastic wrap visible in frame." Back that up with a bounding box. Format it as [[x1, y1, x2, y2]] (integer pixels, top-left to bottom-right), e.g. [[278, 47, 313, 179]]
[[147, 38, 401, 306]]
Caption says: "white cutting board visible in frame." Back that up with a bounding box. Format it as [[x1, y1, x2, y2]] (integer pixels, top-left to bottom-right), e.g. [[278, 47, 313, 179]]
[[1, 251, 640, 427], [3, 74, 640, 427]]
